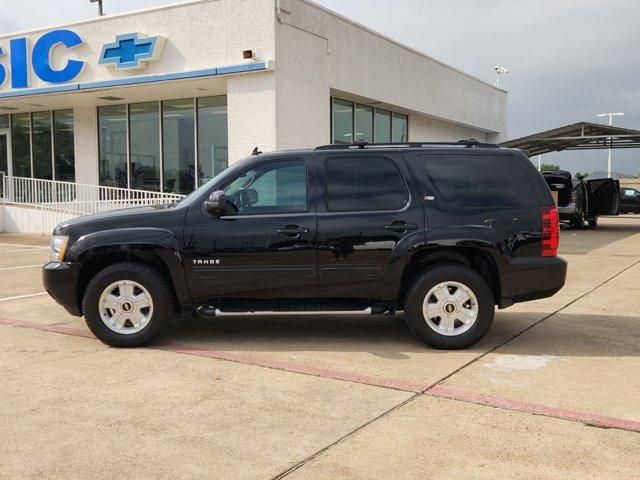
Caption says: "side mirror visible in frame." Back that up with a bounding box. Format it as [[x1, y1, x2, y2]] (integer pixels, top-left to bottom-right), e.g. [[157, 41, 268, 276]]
[[204, 190, 227, 217]]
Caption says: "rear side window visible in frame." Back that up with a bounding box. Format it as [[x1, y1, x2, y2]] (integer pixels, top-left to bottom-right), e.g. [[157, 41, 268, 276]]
[[325, 156, 408, 212], [416, 154, 538, 207]]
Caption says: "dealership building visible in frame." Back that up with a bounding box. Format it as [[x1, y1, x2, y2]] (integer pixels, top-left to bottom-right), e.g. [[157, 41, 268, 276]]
[[0, 0, 506, 197]]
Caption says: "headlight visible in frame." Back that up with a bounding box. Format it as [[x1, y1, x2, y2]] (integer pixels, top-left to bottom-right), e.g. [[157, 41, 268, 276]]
[[50, 235, 69, 262]]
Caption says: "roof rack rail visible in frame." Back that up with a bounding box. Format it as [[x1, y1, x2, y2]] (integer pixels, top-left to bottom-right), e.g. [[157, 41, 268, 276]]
[[313, 139, 500, 151]]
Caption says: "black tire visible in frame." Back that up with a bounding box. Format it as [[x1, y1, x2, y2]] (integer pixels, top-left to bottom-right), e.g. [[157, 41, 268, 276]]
[[404, 264, 495, 349], [588, 216, 598, 228], [571, 212, 585, 229], [82, 262, 175, 347]]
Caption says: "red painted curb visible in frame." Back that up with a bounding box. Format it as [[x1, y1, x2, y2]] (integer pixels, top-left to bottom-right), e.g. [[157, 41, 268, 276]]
[[160, 341, 429, 393], [2, 316, 639, 433], [0, 317, 93, 338], [426, 385, 640, 433]]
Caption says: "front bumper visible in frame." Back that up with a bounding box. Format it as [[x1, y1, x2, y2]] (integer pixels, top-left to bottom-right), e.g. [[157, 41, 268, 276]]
[[499, 256, 568, 306], [42, 262, 82, 316]]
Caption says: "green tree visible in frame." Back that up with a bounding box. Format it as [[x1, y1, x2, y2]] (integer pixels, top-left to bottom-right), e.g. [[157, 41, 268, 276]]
[[540, 163, 560, 172], [575, 171, 588, 180]]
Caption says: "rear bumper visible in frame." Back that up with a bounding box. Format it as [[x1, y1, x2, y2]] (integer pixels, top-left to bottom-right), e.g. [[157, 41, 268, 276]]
[[42, 262, 82, 316], [558, 204, 577, 221], [499, 256, 568, 307]]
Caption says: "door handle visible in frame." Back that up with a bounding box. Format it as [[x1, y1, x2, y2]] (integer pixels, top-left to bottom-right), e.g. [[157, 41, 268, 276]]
[[384, 222, 417, 232], [277, 225, 309, 236]]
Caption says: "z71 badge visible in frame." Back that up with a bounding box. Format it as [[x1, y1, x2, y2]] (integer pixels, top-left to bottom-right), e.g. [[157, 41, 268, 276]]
[[193, 259, 221, 265]]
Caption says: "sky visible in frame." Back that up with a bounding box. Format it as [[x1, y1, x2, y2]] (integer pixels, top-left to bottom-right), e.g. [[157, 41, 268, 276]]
[[1, 0, 639, 175]]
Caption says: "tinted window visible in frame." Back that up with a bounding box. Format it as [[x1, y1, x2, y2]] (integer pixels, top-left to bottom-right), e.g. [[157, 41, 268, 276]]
[[417, 154, 538, 207], [325, 156, 408, 212], [223, 160, 307, 214]]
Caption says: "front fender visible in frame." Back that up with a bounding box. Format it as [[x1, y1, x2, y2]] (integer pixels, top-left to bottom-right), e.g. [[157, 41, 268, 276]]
[[67, 228, 190, 303]]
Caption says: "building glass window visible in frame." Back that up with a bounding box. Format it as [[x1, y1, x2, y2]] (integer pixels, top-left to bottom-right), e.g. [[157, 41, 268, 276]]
[[98, 105, 128, 188], [332, 97, 408, 144], [392, 112, 408, 142], [0, 135, 7, 179], [32, 112, 53, 180], [332, 98, 353, 144], [95, 95, 228, 194], [129, 102, 160, 191], [0, 114, 9, 129], [197, 96, 228, 185], [53, 110, 75, 182], [163, 99, 195, 195], [374, 109, 392, 143], [11, 113, 31, 178], [355, 104, 373, 142]]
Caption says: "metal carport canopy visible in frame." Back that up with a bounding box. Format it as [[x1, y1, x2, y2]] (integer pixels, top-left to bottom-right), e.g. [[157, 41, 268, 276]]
[[499, 122, 640, 156]]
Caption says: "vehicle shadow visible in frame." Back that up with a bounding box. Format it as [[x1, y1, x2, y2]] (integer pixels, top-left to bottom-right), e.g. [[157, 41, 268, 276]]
[[156, 310, 640, 359], [560, 217, 640, 255]]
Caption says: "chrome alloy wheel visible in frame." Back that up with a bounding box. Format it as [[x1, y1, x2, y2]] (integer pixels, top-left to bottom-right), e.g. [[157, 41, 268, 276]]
[[422, 281, 479, 336], [98, 280, 154, 334]]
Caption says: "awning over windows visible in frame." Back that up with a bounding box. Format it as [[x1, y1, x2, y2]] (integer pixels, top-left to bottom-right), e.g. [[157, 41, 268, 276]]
[[500, 122, 640, 156]]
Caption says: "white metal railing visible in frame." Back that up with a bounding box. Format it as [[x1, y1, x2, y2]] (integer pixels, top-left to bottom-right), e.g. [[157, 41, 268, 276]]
[[1, 174, 186, 233]]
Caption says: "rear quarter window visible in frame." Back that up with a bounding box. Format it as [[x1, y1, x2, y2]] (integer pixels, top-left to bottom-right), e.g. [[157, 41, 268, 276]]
[[416, 154, 539, 208]]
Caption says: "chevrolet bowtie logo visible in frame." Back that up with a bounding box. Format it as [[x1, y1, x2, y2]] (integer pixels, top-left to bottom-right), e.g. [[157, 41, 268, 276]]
[[99, 33, 166, 71]]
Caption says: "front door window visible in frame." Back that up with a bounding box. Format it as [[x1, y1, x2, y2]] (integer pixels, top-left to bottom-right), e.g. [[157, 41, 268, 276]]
[[222, 160, 308, 215]]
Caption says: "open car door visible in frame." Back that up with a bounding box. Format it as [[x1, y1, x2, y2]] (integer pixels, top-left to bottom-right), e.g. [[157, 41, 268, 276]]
[[586, 178, 620, 215]]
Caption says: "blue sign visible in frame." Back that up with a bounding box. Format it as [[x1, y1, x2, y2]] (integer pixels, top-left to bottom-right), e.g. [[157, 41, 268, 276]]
[[0, 29, 85, 89], [10, 37, 29, 88], [99, 33, 165, 71], [0, 29, 166, 90], [32, 30, 84, 84], [0, 47, 5, 87]]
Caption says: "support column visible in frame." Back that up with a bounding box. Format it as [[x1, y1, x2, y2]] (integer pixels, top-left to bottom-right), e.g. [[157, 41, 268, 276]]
[[226, 71, 277, 166], [73, 106, 99, 186]]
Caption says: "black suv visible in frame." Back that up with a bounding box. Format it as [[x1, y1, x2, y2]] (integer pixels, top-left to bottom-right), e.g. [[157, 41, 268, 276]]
[[43, 141, 567, 349]]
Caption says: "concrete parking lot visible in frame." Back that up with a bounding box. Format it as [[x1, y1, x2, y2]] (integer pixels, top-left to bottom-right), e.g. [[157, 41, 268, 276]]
[[1, 217, 639, 479]]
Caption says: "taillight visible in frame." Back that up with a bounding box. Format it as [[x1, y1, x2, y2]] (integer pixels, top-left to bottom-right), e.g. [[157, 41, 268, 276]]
[[541, 206, 559, 257]]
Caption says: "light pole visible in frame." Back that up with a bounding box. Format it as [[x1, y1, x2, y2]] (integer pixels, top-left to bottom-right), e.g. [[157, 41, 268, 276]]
[[90, 0, 104, 16], [494, 65, 509, 87], [596, 112, 624, 178]]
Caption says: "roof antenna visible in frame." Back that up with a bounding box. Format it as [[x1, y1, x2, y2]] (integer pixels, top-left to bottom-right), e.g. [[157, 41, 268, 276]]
[[251, 146, 262, 155]]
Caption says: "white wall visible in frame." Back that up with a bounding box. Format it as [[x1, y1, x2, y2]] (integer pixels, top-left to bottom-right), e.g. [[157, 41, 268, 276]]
[[1, 205, 76, 234], [274, 0, 507, 148], [0, 0, 508, 182], [409, 114, 493, 143], [227, 71, 278, 163]]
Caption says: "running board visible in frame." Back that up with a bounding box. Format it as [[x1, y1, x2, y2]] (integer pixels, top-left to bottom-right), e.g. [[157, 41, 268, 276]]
[[196, 306, 388, 317]]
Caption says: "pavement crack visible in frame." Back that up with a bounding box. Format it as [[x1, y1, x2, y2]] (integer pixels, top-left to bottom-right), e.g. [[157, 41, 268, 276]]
[[270, 257, 640, 479], [270, 392, 420, 480], [425, 257, 640, 390]]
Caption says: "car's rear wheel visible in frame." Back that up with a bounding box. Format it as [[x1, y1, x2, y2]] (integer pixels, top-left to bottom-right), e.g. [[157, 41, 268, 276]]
[[571, 211, 585, 229], [82, 262, 175, 347], [404, 264, 494, 349], [588, 216, 598, 228]]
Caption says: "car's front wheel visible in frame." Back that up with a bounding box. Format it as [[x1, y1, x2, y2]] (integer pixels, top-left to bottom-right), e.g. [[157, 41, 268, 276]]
[[404, 264, 495, 349], [82, 262, 175, 347]]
